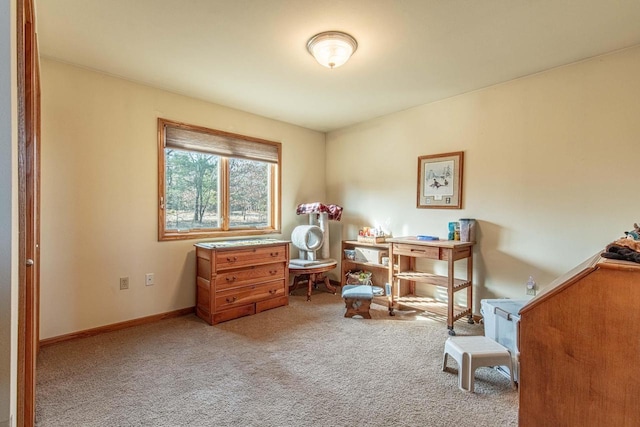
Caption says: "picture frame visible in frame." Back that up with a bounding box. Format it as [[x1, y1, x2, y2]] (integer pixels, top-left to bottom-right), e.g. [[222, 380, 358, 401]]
[[417, 151, 464, 209]]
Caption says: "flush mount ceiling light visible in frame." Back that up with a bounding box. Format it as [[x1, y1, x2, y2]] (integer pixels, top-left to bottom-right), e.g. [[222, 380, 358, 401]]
[[306, 31, 358, 69]]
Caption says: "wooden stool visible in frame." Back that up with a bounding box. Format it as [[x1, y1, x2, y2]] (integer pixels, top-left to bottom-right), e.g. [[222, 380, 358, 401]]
[[442, 335, 516, 392], [341, 285, 374, 319]]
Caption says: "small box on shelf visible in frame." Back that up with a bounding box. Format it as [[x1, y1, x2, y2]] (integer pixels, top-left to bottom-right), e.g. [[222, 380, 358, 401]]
[[356, 235, 386, 244], [357, 225, 387, 244], [355, 247, 389, 264], [343, 249, 356, 260]]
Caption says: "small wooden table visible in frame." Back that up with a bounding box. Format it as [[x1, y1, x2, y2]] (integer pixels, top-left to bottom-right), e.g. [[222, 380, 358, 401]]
[[288, 260, 338, 301], [387, 237, 474, 335]]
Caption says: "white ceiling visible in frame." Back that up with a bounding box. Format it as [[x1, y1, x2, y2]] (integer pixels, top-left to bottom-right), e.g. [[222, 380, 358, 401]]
[[36, 0, 640, 132]]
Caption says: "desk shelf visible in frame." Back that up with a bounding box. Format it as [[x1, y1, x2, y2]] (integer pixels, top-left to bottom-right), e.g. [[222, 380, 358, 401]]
[[393, 295, 472, 323], [394, 272, 471, 291], [341, 240, 390, 292], [344, 260, 388, 269]]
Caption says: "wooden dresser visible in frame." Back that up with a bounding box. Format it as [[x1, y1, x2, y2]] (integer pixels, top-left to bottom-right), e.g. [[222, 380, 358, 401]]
[[519, 254, 640, 426], [195, 239, 290, 325]]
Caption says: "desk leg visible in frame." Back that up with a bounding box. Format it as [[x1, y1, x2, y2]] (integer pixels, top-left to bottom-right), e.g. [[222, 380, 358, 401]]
[[467, 252, 474, 324], [289, 274, 306, 295], [289, 275, 297, 295], [307, 273, 316, 301], [290, 266, 337, 300], [321, 274, 336, 294]]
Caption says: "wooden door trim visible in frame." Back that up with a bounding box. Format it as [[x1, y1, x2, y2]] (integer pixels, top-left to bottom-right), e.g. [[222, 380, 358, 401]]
[[17, 0, 39, 425], [17, 0, 28, 423]]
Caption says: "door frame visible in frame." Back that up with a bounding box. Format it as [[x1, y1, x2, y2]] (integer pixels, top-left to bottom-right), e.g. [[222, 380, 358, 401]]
[[17, 0, 40, 425]]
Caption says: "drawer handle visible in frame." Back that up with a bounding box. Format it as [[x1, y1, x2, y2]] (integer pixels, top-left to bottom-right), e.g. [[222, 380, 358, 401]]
[[225, 276, 237, 282], [270, 252, 279, 257], [269, 289, 278, 295], [226, 256, 238, 262], [225, 296, 237, 303], [269, 270, 277, 275], [410, 249, 426, 253]]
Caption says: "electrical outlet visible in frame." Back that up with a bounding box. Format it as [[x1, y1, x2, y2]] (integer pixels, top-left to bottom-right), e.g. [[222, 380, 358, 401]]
[[145, 273, 154, 286], [119, 277, 129, 290]]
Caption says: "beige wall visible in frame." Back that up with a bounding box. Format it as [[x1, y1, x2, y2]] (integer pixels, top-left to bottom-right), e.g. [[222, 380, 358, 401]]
[[40, 59, 326, 339], [41, 45, 640, 336], [327, 46, 640, 310]]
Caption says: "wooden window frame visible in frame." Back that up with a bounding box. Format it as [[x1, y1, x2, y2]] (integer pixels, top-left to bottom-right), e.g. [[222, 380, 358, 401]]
[[157, 118, 281, 241]]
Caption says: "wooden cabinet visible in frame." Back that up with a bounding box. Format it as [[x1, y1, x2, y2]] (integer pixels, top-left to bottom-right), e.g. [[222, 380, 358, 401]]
[[341, 240, 390, 306], [518, 255, 640, 426], [387, 237, 474, 335], [195, 240, 289, 325]]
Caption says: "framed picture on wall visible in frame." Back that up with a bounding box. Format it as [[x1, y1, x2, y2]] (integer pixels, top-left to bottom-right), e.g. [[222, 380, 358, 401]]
[[417, 151, 464, 209]]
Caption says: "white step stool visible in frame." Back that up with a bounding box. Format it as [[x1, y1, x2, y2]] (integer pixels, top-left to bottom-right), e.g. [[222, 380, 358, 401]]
[[442, 335, 516, 392]]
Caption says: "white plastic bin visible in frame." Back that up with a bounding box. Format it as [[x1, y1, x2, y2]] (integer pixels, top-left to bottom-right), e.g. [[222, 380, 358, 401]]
[[480, 298, 528, 382]]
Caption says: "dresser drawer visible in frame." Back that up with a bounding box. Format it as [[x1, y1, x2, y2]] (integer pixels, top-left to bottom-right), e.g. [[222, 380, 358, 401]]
[[216, 263, 285, 291], [393, 243, 440, 259], [212, 304, 255, 324], [256, 295, 288, 313], [216, 245, 287, 270], [214, 279, 286, 311]]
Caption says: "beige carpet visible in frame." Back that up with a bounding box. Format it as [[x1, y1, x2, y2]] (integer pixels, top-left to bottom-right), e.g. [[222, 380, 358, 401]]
[[36, 289, 518, 426]]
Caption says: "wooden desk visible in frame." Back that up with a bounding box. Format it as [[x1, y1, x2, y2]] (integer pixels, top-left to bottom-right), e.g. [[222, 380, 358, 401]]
[[289, 260, 337, 301], [387, 237, 474, 335], [519, 255, 640, 426]]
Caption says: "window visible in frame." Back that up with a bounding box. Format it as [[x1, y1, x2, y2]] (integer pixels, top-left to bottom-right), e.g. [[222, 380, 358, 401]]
[[158, 118, 281, 241]]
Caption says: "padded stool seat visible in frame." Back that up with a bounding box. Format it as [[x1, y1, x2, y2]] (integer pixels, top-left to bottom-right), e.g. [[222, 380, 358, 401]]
[[341, 285, 374, 319], [442, 336, 515, 392]]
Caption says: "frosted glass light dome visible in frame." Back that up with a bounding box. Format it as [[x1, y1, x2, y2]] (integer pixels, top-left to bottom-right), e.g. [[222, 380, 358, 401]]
[[307, 31, 358, 69]]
